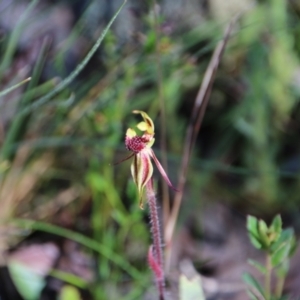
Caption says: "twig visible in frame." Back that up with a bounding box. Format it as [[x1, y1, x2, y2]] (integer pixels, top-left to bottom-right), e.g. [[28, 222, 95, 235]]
[[164, 18, 237, 271], [265, 253, 272, 300]]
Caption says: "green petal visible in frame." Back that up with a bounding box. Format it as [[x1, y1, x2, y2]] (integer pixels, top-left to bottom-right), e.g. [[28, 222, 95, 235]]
[[126, 128, 136, 138], [132, 110, 154, 135], [136, 121, 148, 131], [131, 151, 153, 209]]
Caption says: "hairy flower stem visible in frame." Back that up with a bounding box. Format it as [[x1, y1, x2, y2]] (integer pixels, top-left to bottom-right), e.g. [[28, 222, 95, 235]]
[[146, 180, 165, 300]]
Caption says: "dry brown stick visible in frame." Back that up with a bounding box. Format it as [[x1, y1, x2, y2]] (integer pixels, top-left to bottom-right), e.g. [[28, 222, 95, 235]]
[[164, 18, 237, 271]]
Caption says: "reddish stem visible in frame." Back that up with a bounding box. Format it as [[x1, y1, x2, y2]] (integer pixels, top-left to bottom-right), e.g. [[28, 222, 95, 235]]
[[146, 179, 165, 300]]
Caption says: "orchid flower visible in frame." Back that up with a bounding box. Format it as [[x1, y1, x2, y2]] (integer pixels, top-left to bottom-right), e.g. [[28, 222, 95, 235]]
[[125, 110, 177, 209]]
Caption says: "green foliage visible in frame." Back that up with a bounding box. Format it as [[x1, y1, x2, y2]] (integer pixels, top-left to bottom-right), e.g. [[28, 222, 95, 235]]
[[245, 215, 297, 300], [243, 273, 265, 299], [247, 215, 282, 250], [248, 259, 266, 275]]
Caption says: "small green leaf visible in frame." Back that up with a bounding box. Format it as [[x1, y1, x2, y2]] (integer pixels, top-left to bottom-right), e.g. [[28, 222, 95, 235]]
[[280, 229, 294, 242], [270, 215, 282, 235], [8, 261, 46, 300], [243, 273, 265, 297], [258, 220, 270, 248], [179, 274, 206, 300], [248, 259, 266, 274], [271, 228, 294, 253], [247, 216, 259, 236], [288, 236, 297, 257], [271, 241, 291, 267], [268, 215, 282, 243], [249, 235, 263, 249], [247, 216, 262, 249], [258, 219, 268, 233]]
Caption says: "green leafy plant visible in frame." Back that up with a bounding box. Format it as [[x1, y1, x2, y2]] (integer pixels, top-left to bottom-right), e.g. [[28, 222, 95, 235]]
[[244, 215, 297, 300]]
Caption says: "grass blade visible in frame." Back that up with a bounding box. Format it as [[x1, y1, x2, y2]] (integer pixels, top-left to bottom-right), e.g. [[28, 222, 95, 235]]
[[0, 78, 31, 98], [12, 218, 143, 282], [19, 0, 127, 116], [0, 0, 39, 77]]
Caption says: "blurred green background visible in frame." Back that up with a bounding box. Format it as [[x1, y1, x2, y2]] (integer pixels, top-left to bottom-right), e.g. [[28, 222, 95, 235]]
[[1, 0, 300, 299]]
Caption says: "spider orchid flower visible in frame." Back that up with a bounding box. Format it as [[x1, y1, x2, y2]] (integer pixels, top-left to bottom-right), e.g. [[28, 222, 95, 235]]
[[125, 110, 177, 209]]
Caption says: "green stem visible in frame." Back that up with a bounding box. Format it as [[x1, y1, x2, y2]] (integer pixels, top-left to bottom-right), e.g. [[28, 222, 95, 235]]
[[275, 275, 285, 299], [265, 253, 272, 300]]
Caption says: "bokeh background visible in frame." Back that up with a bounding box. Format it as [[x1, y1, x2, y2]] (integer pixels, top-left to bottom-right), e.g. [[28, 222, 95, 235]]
[[1, 0, 300, 299]]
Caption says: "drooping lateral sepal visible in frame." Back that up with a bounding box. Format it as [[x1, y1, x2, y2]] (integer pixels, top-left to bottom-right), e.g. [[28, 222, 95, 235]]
[[149, 149, 179, 192]]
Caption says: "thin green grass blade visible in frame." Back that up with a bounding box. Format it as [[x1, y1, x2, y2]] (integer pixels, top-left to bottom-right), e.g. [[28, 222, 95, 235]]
[[22, 38, 50, 98], [50, 269, 88, 289], [20, 78, 59, 100], [12, 218, 143, 283], [1, 38, 50, 160], [19, 0, 127, 116], [0, 78, 31, 98], [1, 0, 127, 160], [0, 0, 39, 76]]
